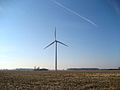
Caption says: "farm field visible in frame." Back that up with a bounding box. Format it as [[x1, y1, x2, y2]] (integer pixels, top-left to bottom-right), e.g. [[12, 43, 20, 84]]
[[0, 70, 120, 90]]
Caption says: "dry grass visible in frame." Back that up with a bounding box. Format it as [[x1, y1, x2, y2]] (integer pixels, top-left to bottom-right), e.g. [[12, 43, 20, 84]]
[[0, 70, 120, 90]]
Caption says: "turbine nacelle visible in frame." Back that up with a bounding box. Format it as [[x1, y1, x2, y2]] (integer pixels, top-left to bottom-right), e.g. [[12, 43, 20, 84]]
[[44, 40, 68, 49]]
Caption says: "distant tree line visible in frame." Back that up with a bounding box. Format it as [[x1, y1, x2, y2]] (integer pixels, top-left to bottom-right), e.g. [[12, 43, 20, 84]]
[[34, 66, 48, 71], [67, 68, 99, 70], [67, 67, 120, 70]]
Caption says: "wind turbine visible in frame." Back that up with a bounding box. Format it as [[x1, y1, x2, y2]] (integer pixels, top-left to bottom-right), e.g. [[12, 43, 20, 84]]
[[44, 27, 68, 71]]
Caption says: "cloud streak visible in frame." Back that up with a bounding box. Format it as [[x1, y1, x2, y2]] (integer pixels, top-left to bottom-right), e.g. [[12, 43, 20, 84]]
[[51, 0, 97, 27], [108, 0, 120, 15]]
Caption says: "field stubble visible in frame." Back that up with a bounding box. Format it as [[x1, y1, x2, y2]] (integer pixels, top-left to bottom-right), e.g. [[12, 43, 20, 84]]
[[0, 70, 120, 90]]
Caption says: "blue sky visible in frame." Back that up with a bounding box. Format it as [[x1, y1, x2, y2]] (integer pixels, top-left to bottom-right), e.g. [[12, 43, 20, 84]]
[[0, 0, 120, 69]]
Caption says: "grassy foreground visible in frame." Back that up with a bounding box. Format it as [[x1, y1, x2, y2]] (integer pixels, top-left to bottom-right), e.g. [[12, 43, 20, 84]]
[[0, 70, 120, 90]]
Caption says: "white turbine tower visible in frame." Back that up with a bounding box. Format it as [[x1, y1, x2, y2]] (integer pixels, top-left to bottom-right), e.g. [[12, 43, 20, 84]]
[[44, 27, 68, 71]]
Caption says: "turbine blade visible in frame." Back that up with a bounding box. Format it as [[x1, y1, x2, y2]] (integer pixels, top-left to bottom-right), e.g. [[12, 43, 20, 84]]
[[55, 27, 56, 40], [44, 41, 55, 49], [57, 41, 68, 47]]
